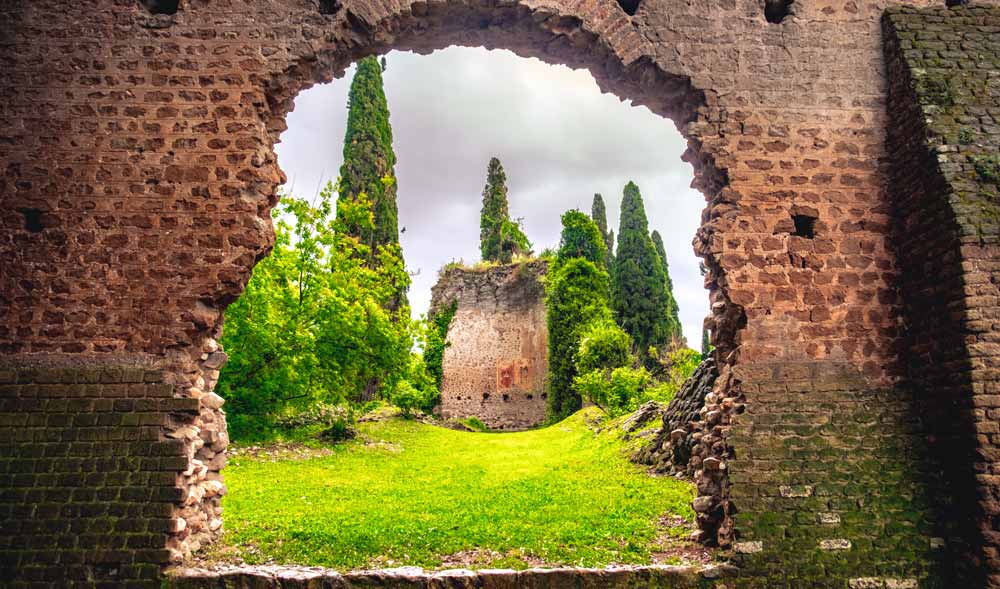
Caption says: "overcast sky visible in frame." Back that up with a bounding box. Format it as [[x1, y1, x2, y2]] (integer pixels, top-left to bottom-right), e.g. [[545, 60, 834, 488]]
[[275, 47, 708, 345]]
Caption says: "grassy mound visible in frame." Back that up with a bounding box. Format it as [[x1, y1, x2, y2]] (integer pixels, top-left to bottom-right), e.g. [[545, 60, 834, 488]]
[[217, 408, 695, 570]]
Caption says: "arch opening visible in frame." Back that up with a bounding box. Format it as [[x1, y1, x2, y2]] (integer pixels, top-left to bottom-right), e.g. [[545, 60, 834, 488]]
[[155, 0, 745, 572]]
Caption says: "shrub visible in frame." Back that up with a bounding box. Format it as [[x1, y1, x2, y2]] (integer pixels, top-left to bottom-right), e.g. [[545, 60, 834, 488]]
[[390, 381, 434, 417], [575, 366, 651, 418], [576, 320, 631, 375], [462, 417, 488, 431]]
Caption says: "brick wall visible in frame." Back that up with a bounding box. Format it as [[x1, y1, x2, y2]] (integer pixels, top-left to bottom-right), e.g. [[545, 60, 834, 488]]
[[0, 362, 199, 587], [429, 261, 548, 430], [3, 0, 1000, 586], [885, 6, 1000, 587]]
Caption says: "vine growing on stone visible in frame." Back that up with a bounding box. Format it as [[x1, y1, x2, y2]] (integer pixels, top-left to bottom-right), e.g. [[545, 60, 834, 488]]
[[423, 299, 458, 391]]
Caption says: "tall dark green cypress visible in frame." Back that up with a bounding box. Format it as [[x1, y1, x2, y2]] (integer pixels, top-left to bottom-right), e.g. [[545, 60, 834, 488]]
[[590, 193, 615, 269], [701, 326, 712, 357], [545, 211, 611, 421], [612, 182, 671, 355], [337, 56, 407, 308], [480, 157, 530, 263], [650, 230, 683, 343]]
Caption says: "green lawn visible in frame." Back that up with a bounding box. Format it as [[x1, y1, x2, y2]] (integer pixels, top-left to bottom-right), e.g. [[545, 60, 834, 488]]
[[219, 408, 696, 570]]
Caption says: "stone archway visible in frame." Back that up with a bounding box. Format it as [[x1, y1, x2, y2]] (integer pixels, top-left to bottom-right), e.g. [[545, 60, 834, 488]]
[[4, 0, 996, 587]]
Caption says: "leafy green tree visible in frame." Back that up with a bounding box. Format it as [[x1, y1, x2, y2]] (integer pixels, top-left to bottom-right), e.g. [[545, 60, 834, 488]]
[[701, 326, 712, 356], [480, 157, 531, 263], [591, 193, 615, 269], [557, 210, 607, 269], [612, 182, 672, 357], [650, 230, 682, 343], [338, 55, 407, 310], [545, 212, 613, 421], [218, 184, 413, 439]]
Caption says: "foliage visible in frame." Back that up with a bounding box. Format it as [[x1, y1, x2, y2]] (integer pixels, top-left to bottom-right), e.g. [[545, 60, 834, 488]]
[[459, 416, 488, 431], [575, 320, 631, 375], [221, 409, 695, 570], [480, 157, 531, 263], [612, 182, 673, 358], [701, 326, 713, 356], [217, 185, 414, 440], [973, 154, 1000, 186], [650, 230, 683, 344], [590, 193, 615, 269], [557, 210, 608, 269], [389, 380, 435, 417], [574, 366, 650, 418], [545, 212, 615, 422], [338, 55, 407, 309], [423, 300, 458, 391], [575, 344, 701, 417]]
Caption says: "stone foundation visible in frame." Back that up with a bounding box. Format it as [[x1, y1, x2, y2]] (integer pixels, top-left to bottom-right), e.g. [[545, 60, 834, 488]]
[[166, 564, 737, 588]]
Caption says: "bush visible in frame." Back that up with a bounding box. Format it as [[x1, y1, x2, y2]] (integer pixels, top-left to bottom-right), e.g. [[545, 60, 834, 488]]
[[461, 417, 488, 431], [574, 366, 651, 418], [390, 381, 434, 417], [576, 320, 631, 375]]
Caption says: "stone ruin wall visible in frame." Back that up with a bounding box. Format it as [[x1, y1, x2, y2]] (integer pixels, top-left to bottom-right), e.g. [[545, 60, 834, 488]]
[[429, 261, 548, 430], [5, 0, 1000, 587]]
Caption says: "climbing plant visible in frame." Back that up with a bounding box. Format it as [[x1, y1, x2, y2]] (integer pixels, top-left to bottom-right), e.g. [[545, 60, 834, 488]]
[[423, 299, 458, 391]]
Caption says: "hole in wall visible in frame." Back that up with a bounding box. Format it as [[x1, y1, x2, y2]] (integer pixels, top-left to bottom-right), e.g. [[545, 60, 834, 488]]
[[502, 394, 510, 402], [319, 0, 341, 15], [792, 214, 816, 239], [764, 0, 793, 24], [616, 0, 641, 16], [482, 393, 490, 400], [139, 0, 179, 15], [17, 208, 43, 233]]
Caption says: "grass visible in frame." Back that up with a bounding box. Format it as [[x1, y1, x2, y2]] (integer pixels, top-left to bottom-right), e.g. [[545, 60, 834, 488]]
[[218, 408, 695, 570]]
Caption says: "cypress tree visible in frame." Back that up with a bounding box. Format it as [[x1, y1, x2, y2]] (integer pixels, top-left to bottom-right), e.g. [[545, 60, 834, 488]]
[[545, 211, 612, 421], [480, 157, 530, 263], [337, 56, 407, 309], [590, 193, 615, 269], [701, 326, 712, 357], [650, 229, 683, 343], [612, 182, 672, 356], [558, 210, 607, 269]]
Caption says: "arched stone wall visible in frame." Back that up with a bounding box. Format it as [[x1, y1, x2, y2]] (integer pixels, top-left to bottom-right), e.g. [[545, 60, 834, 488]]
[[3, 0, 999, 587]]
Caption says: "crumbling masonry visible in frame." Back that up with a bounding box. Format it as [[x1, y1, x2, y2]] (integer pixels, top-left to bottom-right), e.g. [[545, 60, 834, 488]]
[[430, 261, 549, 430], [3, 1, 1000, 587]]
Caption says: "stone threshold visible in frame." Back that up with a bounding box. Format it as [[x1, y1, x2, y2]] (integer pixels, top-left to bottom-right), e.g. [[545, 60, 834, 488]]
[[167, 563, 737, 588]]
